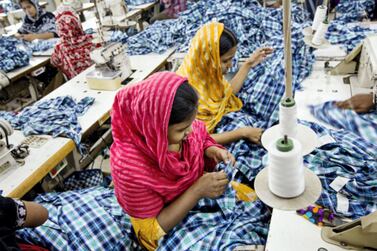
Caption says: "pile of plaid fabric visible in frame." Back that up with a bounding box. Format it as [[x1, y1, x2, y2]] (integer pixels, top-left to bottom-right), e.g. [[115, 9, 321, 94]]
[[15, 0, 377, 250], [0, 96, 94, 152], [0, 37, 58, 72]]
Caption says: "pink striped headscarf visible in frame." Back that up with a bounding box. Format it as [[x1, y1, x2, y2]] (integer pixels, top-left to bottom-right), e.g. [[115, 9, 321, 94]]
[[110, 72, 218, 218]]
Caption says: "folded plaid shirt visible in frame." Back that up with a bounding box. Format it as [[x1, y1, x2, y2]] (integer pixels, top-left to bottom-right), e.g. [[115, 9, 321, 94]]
[[0, 96, 94, 153], [309, 101, 377, 145], [16, 187, 143, 251]]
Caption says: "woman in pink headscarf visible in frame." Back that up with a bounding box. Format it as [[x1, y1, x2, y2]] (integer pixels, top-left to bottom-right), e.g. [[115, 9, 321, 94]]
[[110, 72, 234, 250], [51, 8, 99, 80]]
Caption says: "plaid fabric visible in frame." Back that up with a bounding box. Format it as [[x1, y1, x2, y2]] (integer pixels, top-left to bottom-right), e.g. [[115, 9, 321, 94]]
[[126, 0, 155, 5], [336, 0, 376, 21], [301, 121, 377, 219], [0, 96, 94, 153], [323, 0, 377, 53], [16, 187, 143, 251], [0, 37, 31, 72], [309, 101, 377, 145], [127, 0, 312, 57], [158, 164, 271, 251], [63, 169, 104, 191]]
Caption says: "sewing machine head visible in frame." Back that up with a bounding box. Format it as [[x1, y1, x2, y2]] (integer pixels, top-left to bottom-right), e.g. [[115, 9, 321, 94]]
[[0, 119, 17, 175], [95, 0, 129, 27], [7, 9, 24, 25], [86, 42, 132, 91], [62, 0, 83, 10]]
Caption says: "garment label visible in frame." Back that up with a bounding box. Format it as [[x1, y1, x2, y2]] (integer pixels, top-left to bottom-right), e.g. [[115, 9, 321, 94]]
[[317, 134, 336, 147], [330, 176, 350, 192], [336, 193, 349, 214]]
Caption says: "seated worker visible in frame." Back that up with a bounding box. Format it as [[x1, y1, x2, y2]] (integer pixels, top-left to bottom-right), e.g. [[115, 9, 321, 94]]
[[150, 0, 187, 22], [177, 22, 273, 145], [15, 0, 57, 41], [111, 72, 235, 250], [0, 195, 48, 251], [336, 86, 376, 113], [51, 7, 99, 80]]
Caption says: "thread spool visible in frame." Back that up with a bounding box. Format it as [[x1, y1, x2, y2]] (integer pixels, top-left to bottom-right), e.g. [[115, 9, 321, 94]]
[[268, 136, 305, 198], [312, 20, 329, 46], [279, 98, 297, 138], [312, 5, 327, 32]]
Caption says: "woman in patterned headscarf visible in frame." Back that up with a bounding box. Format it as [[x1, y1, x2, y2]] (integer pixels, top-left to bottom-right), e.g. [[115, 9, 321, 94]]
[[111, 72, 233, 250], [177, 22, 273, 145], [51, 7, 100, 80], [15, 0, 57, 41]]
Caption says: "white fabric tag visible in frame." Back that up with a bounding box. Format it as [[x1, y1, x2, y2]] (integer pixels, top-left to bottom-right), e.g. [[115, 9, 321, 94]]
[[336, 193, 349, 214], [330, 176, 350, 192], [317, 134, 336, 147]]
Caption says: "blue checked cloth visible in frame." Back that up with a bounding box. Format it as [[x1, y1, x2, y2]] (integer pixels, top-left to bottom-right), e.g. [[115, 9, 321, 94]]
[[126, 0, 155, 5], [323, 0, 377, 52], [0, 0, 20, 13], [335, 0, 376, 22], [63, 169, 104, 191], [301, 121, 377, 219], [158, 163, 271, 251], [0, 96, 94, 153], [0, 37, 58, 72], [309, 101, 377, 146], [0, 37, 31, 72], [16, 187, 143, 251], [29, 39, 58, 52]]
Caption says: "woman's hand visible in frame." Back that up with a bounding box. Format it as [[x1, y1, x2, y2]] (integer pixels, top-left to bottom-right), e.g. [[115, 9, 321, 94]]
[[237, 127, 263, 144], [335, 94, 374, 113], [245, 47, 274, 68], [205, 146, 236, 165], [192, 171, 229, 199]]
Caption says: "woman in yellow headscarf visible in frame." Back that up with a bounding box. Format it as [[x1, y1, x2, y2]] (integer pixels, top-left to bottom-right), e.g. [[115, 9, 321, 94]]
[[177, 22, 273, 145]]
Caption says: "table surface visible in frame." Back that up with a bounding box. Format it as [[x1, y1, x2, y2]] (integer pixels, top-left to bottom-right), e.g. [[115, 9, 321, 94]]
[[76, 2, 95, 13], [0, 131, 74, 198], [6, 56, 50, 82]]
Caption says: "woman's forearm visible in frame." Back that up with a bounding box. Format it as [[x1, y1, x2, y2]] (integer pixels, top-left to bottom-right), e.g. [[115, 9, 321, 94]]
[[35, 32, 55, 40], [210, 129, 242, 145], [156, 185, 201, 232], [230, 63, 251, 94]]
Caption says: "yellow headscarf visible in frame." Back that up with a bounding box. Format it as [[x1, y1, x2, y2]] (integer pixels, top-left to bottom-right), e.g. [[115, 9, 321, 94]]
[[176, 22, 243, 133]]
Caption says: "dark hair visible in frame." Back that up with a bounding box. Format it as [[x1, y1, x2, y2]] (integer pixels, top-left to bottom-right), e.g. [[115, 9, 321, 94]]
[[169, 81, 198, 125], [219, 27, 238, 56]]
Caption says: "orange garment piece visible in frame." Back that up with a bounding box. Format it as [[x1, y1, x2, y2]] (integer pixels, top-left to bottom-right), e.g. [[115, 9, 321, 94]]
[[130, 217, 166, 251]]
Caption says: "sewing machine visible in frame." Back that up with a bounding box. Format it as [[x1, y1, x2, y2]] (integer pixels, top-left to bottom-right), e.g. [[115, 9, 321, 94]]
[[62, 0, 83, 10], [94, 0, 131, 28], [86, 42, 132, 91], [7, 9, 24, 25], [322, 211, 377, 249], [330, 35, 377, 89], [0, 119, 17, 175]]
